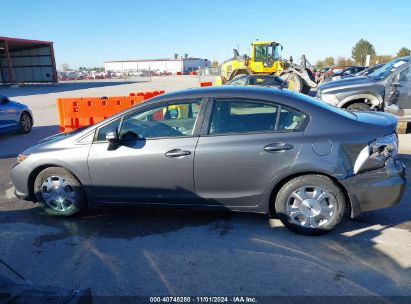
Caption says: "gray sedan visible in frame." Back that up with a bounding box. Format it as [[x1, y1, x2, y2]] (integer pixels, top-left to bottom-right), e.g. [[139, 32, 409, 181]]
[[11, 87, 406, 235]]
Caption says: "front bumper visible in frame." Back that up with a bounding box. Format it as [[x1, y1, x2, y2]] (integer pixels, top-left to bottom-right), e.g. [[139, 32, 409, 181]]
[[10, 162, 33, 202], [341, 157, 406, 218], [14, 187, 31, 200]]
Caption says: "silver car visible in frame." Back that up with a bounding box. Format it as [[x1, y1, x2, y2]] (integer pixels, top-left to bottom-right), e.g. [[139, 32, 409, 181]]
[[11, 87, 406, 235]]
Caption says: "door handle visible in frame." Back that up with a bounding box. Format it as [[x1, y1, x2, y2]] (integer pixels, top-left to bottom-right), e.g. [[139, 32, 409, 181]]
[[165, 149, 192, 158], [264, 143, 294, 153]]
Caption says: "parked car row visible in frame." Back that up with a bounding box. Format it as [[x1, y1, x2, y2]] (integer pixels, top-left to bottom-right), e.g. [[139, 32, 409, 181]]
[[342, 64, 384, 79], [317, 56, 411, 115], [229, 57, 411, 118], [58, 71, 108, 81]]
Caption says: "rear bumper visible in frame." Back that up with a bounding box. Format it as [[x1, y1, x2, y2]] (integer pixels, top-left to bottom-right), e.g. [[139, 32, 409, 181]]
[[341, 157, 406, 218]]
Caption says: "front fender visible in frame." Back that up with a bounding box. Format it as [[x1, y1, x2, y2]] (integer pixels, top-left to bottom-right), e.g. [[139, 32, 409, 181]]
[[338, 92, 383, 109]]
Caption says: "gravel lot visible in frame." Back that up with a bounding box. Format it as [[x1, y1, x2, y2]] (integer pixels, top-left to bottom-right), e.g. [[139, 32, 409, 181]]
[[0, 78, 410, 299]]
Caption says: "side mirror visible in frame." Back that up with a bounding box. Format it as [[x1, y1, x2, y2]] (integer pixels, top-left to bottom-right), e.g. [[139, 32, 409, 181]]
[[106, 128, 119, 143], [0, 95, 9, 104]]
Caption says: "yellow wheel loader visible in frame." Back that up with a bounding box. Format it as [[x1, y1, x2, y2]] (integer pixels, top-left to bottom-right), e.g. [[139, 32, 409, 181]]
[[216, 41, 317, 94]]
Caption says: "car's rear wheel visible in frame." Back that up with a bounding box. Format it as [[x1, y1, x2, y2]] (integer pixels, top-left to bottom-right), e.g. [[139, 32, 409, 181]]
[[34, 167, 86, 216], [19, 112, 32, 134], [275, 175, 346, 235], [346, 102, 370, 111]]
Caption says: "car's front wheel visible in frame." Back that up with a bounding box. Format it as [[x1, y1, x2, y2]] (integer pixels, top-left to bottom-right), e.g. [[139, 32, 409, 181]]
[[275, 175, 346, 235], [34, 167, 86, 216], [19, 112, 32, 134]]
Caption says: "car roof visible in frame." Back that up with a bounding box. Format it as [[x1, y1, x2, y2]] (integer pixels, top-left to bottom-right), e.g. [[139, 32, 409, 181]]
[[144, 86, 342, 115], [149, 86, 287, 101]]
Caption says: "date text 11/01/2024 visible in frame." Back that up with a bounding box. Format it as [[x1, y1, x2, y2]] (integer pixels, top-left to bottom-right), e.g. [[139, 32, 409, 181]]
[[149, 296, 257, 303]]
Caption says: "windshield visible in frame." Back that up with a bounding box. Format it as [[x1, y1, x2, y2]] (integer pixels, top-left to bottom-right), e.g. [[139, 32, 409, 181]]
[[254, 43, 281, 62], [369, 58, 410, 80]]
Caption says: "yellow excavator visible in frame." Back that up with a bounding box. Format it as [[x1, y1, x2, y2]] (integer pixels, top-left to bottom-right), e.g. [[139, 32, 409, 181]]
[[216, 40, 317, 94]]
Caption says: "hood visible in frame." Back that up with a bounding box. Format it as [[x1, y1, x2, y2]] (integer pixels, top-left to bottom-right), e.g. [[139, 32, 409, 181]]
[[23, 127, 91, 154], [38, 126, 89, 144], [318, 76, 375, 92]]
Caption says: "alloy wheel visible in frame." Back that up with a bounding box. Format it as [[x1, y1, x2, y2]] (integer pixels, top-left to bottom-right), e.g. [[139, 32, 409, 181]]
[[21, 114, 31, 132], [41, 176, 76, 212], [286, 186, 336, 228]]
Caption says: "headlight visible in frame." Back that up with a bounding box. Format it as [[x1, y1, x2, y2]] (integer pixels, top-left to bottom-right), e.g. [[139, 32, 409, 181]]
[[16, 154, 30, 164], [321, 94, 339, 105]]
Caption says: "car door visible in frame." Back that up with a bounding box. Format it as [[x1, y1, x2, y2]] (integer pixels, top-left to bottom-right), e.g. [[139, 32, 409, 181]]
[[87, 98, 204, 204], [0, 97, 19, 132], [194, 98, 305, 208], [395, 65, 411, 110]]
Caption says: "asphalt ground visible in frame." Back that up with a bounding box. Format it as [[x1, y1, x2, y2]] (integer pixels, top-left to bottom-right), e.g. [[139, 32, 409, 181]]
[[0, 79, 410, 300]]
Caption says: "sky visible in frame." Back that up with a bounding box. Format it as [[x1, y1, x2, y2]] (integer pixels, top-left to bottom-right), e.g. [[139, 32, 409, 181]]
[[2, 0, 410, 68]]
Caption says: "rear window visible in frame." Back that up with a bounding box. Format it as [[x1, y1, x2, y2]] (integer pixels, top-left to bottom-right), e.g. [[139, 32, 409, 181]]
[[298, 93, 357, 119]]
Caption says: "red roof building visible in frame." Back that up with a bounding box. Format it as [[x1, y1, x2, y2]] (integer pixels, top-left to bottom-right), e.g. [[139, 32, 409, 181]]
[[0, 37, 57, 84]]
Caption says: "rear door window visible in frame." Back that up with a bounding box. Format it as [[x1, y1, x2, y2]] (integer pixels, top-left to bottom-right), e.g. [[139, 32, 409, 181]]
[[208, 99, 306, 135], [277, 107, 307, 131]]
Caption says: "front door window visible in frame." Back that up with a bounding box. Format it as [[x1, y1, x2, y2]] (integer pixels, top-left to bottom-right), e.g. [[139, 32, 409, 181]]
[[119, 99, 202, 139]]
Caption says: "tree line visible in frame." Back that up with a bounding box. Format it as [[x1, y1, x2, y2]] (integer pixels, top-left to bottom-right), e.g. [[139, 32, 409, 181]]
[[315, 39, 410, 69]]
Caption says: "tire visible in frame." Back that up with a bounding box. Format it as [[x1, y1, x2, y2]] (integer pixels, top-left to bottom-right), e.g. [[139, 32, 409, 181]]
[[282, 73, 303, 93], [275, 175, 346, 235], [346, 103, 370, 111], [19, 112, 32, 134], [34, 167, 86, 216]]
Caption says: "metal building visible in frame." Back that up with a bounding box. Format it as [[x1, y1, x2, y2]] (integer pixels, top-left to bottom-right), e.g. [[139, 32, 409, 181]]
[[104, 56, 209, 75], [0, 37, 58, 84]]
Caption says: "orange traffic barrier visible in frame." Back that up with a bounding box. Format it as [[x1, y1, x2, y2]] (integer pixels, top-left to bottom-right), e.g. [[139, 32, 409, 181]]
[[56, 90, 165, 132], [200, 81, 212, 87], [129, 90, 165, 99]]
